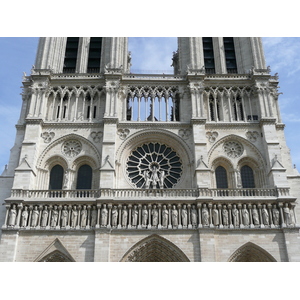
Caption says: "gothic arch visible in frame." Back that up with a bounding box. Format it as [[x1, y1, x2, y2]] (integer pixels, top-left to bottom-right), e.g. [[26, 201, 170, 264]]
[[228, 242, 276, 262], [116, 128, 193, 188], [39, 250, 74, 262], [120, 234, 190, 262]]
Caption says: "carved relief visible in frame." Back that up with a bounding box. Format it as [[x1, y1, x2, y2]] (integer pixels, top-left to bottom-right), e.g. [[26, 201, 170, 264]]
[[246, 131, 259, 142], [90, 131, 103, 143], [41, 131, 55, 143], [206, 131, 218, 143], [178, 129, 191, 140], [223, 141, 243, 158], [62, 140, 82, 158], [117, 128, 130, 140]]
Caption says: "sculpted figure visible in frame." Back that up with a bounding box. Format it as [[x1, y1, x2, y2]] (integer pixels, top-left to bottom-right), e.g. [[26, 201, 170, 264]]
[[191, 205, 198, 227], [63, 170, 69, 189], [202, 204, 209, 226], [142, 205, 148, 226], [152, 205, 158, 226], [222, 205, 229, 226], [272, 205, 280, 226], [8, 205, 17, 226], [101, 204, 108, 226], [181, 205, 188, 227], [212, 204, 219, 226], [232, 205, 239, 226], [71, 206, 78, 228], [262, 205, 269, 225], [31, 206, 39, 227], [21, 206, 29, 227], [41, 206, 49, 227], [81, 206, 87, 227], [51, 206, 58, 227], [61, 206, 68, 227], [122, 206, 128, 227], [283, 203, 292, 225], [242, 205, 249, 226], [159, 171, 165, 189], [111, 206, 118, 227], [91, 206, 97, 227], [252, 205, 259, 225], [162, 205, 169, 227], [150, 166, 159, 189], [143, 170, 151, 189], [171, 205, 178, 227], [132, 205, 138, 227]]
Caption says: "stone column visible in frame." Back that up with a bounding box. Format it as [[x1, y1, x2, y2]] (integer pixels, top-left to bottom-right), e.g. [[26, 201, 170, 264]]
[[117, 204, 122, 229], [278, 203, 285, 227], [268, 204, 274, 228], [2, 204, 10, 228], [178, 204, 182, 229], [258, 204, 263, 228], [218, 204, 223, 228], [248, 204, 254, 228], [138, 204, 142, 229], [168, 204, 172, 229], [158, 204, 162, 229], [128, 204, 132, 229], [228, 204, 233, 228], [16, 204, 23, 229], [187, 204, 192, 229], [197, 203, 202, 228], [107, 204, 112, 229], [147, 204, 152, 229], [238, 204, 243, 228]]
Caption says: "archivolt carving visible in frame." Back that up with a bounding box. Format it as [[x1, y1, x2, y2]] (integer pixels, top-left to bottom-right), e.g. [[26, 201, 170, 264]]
[[223, 141, 243, 158]]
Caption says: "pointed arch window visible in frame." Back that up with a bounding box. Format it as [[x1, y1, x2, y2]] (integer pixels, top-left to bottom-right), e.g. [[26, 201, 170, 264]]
[[76, 164, 92, 189], [241, 165, 255, 188], [63, 37, 79, 73], [203, 37, 215, 74], [49, 165, 64, 190], [224, 37, 237, 73], [87, 37, 102, 73], [215, 166, 228, 188]]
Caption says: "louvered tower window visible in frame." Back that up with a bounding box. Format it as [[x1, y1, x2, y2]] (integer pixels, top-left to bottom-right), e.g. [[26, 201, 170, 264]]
[[63, 37, 79, 73], [203, 37, 215, 74], [87, 37, 102, 73], [223, 37, 237, 73]]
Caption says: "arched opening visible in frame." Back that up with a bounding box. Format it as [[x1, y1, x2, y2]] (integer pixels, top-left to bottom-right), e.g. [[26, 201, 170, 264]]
[[121, 235, 190, 262], [76, 164, 92, 189], [215, 166, 228, 188], [241, 165, 255, 188], [39, 250, 73, 262], [229, 242, 276, 262], [49, 165, 64, 190]]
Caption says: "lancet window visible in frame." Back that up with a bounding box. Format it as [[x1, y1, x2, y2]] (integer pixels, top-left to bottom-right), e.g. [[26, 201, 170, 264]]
[[232, 94, 244, 121], [63, 37, 79, 73], [223, 37, 237, 73], [87, 37, 102, 73], [76, 164, 93, 190], [202, 37, 215, 74], [241, 165, 255, 188], [215, 166, 228, 189], [49, 165, 64, 190], [126, 86, 179, 122], [209, 94, 221, 121]]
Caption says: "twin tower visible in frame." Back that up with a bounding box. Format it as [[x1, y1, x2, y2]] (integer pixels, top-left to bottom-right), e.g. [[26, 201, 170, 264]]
[[0, 37, 299, 262]]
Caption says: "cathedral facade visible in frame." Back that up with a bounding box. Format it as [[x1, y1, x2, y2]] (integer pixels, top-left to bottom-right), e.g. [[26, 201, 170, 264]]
[[0, 37, 299, 262]]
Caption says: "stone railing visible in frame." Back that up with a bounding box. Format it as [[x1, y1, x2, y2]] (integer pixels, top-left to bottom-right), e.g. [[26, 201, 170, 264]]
[[9, 187, 290, 200], [2, 200, 296, 231]]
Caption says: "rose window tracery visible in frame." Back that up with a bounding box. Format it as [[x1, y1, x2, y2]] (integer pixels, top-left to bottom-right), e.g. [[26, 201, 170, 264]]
[[223, 141, 243, 158], [126, 142, 183, 189], [62, 140, 82, 158]]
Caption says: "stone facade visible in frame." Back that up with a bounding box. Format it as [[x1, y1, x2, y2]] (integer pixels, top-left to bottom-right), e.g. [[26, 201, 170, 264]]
[[0, 37, 299, 262]]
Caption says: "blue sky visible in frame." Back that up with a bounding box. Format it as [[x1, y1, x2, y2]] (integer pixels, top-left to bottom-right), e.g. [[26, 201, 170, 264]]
[[0, 37, 300, 173]]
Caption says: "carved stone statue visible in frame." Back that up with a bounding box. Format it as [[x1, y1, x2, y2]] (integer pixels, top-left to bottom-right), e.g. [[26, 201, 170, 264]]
[[262, 205, 269, 225], [63, 170, 69, 189], [61, 206, 68, 227], [252, 205, 260, 225], [21, 206, 29, 227], [162, 205, 169, 227], [101, 204, 108, 226], [222, 205, 229, 226], [111, 206, 118, 227], [150, 166, 159, 189], [51, 206, 59, 227], [272, 205, 280, 226], [283, 203, 292, 225], [159, 170, 165, 189], [242, 205, 249, 226], [171, 205, 178, 227], [8, 204, 17, 227], [91, 206, 97, 227], [71, 206, 78, 228], [81, 205, 87, 227], [191, 205, 197, 227], [202, 204, 209, 226], [152, 205, 158, 227], [212, 204, 219, 226], [181, 205, 188, 227], [232, 205, 239, 226], [132, 205, 138, 227], [122, 206, 128, 227], [143, 170, 151, 189], [41, 206, 49, 227], [142, 205, 148, 227], [31, 206, 39, 227]]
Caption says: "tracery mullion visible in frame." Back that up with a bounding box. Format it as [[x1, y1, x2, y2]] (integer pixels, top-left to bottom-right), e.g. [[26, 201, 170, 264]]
[[240, 93, 246, 122]]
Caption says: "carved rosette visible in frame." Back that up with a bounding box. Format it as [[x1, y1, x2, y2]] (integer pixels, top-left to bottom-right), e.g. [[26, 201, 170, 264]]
[[90, 131, 103, 143], [41, 131, 55, 143], [223, 141, 243, 158], [117, 128, 130, 140], [206, 131, 218, 143], [62, 140, 82, 158], [178, 129, 191, 140], [246, 131, 259, 143]]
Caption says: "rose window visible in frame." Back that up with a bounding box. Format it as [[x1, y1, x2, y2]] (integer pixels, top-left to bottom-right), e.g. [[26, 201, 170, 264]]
[[126, 142, 183, 189], [223, 141, 243, 158], [62, 140, 82, 157]]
